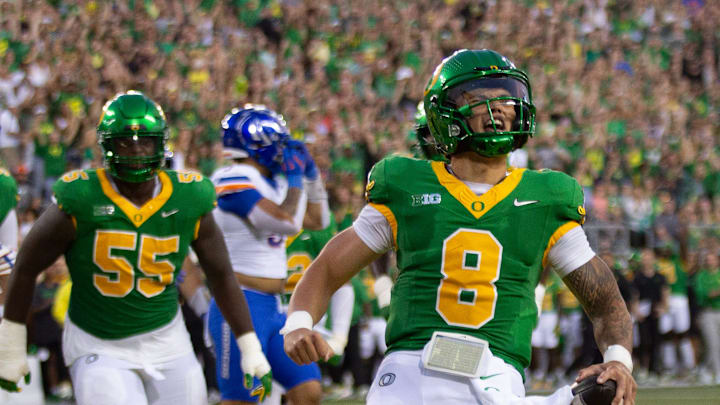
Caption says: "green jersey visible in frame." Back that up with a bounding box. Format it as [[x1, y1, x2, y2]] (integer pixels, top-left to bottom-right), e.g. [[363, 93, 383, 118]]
[[656, 257, 687, 296], [35, 140, 68, 178], [0, 168, 18, 225], [285, 220, 338, 331], [541, 273, 562, 313], [360, 268, 383, 317], [557, 280, 582, 314], [285, 220, 336, 298], [53, 168, 216, 339], [693, 268, 720, 310], [350, 273, 370, 325], [365, 155, 585, 374]]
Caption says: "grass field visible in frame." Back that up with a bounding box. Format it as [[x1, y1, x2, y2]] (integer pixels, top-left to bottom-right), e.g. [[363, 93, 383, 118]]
[[322, 385, 720, 405]]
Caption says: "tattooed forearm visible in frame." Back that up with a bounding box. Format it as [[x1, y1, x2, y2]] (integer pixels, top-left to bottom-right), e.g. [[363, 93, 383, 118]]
[[562, 255, 633, 353]]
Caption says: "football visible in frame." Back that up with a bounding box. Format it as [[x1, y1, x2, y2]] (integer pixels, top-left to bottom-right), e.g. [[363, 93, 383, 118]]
[[571, 374, 618, 405]]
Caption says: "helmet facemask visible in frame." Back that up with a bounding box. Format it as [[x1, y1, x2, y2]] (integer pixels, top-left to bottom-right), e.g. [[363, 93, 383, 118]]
[[423, 49, 537, 158], [438, 75, 535, 157], [101, 132, 167, 183], [97, 91, 169, 183]]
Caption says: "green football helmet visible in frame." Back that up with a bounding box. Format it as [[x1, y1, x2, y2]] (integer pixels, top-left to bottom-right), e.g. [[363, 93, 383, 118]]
[[423, 49, 536, 157], [97, 91, 168, 183], [411, 101, 447, 162]]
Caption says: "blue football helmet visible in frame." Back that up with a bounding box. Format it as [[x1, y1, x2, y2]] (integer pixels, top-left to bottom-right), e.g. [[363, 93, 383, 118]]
[[221, 104, 290, 173]]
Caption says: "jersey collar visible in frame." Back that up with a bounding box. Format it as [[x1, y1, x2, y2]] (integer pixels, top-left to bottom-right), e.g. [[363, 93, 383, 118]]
[[430, 161, 525, 220], [98, 168, 173, 228]]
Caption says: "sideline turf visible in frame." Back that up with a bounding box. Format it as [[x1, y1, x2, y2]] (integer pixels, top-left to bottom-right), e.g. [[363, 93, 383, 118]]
[[322, 385, 720, 405]]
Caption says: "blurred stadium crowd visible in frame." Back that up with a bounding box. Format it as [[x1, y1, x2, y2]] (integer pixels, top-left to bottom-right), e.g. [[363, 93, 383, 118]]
[[0, 0, 719, 402]]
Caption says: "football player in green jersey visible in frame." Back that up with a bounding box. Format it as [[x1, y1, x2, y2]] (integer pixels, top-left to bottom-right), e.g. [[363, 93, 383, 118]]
[[283, 49, 636, 405], [0, 167, 19, 313], [0, 91, 272, 405], [0, 167, 20, 403]]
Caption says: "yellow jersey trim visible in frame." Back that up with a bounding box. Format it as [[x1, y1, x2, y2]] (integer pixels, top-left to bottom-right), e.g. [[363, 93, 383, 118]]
[[542, 221, 581, 268], [215, 184, 255, 196], [430, 161, 525, 220], [285, 230, 303, 248], [369, 203, 398, 250], [193, 219, 202, 240], [97, 169, 173, 228]]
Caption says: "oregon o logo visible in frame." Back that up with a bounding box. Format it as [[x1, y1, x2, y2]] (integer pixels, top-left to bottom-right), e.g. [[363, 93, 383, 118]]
[[378, 373, 396, 386], [471, 201, 485, 212]]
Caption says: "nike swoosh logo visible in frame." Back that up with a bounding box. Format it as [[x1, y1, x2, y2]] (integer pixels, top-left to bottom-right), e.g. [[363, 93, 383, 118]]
[[513, 198, 538, 207], [161, 209, 179, 218], [479, 373, 503, 380]]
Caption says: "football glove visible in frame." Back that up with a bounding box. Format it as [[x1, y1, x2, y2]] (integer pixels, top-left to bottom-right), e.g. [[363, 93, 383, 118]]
[[281, 143, 306, 177], [0, 319, 30, 393], [0, 244, 16, 275], [286, 140, 318, 180], [236, 332, 272, 401]]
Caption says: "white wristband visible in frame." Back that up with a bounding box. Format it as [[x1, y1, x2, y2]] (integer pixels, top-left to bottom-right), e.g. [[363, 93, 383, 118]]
[[236, 332, 262, 355], [304, 178, 328, 203], [280, 311, 314, 335], [604, 344, 633, 373]]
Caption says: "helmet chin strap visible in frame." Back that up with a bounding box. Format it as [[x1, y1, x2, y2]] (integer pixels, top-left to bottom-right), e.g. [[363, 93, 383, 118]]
[[108, 170, 160, 196]]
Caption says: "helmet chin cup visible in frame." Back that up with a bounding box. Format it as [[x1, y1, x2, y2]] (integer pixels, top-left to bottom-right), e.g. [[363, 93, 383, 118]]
[[111, 164, 158, 183]]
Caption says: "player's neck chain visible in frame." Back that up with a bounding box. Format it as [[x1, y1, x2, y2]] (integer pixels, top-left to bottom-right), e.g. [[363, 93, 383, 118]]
[[444, 163, 507, 185]]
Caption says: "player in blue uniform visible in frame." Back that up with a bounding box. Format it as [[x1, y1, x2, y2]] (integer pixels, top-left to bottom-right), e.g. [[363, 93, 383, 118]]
[[208, 105, 330, 404]]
